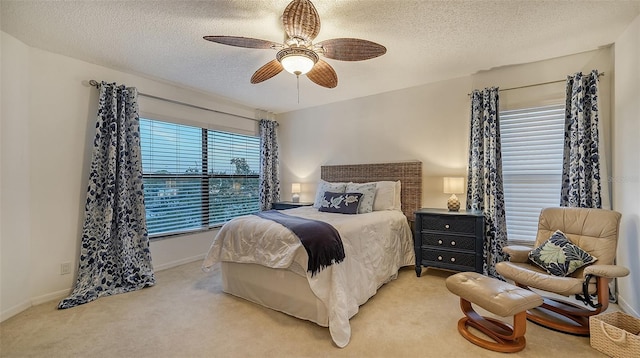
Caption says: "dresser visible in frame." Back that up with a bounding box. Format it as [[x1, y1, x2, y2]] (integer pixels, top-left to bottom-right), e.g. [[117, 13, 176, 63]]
[[272, 201, 314, 210], [414, 208, 484, 276]]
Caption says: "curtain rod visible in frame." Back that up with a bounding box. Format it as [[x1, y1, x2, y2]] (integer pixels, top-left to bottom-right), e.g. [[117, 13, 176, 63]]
[[468, 72, 605, 96], [88, 80, 259, 122]]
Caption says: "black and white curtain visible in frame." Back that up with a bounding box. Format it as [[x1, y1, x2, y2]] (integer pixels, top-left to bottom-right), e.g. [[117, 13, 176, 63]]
[[259, 119, 280, 211], [562, 70, 618, 301], [466, 87, 508, 278], [561, 70, 606, 208], [59, 82, 155, 309]]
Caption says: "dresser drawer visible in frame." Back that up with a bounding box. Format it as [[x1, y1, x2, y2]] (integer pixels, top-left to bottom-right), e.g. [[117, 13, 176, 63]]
[[422, 249, 476, 270], [420, 215, 476, 234], [414, 209, 484, 276], [421, 233, 475, 251]]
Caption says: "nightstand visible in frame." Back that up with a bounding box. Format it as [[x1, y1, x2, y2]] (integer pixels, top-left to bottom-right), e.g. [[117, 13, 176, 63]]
[[414, 208, 484, 276], [272, 201, 314, 210]]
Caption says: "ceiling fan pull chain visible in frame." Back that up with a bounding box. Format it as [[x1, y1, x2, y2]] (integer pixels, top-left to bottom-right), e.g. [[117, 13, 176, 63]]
[[297, 74, 300, 104]]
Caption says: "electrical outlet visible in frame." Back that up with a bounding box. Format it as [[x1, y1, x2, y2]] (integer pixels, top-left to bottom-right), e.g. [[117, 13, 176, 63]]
[[60, 262, 71, 275]]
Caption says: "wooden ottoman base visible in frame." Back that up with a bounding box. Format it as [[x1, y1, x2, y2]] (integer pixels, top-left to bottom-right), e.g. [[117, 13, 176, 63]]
[[446, 272, 544, 353], [457, 298, 528, 353]]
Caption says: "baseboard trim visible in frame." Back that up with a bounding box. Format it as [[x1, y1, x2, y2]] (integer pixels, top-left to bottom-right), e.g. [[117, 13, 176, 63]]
[[1, 300, 32, 323], [31, 288, 72, 306], [1, 287, 70, 322], [1, 256, 204, 323], [152, 254, 205, 271]]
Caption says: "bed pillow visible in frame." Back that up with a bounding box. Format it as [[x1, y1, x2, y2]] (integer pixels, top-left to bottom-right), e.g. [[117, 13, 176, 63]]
[[318, 192, 363, 214], [313, 180, 347, 208], [345, 182, 376, 214], [372, 181, 401, 211], [394, 180, 402, 211], [528, 230, 597, 277]]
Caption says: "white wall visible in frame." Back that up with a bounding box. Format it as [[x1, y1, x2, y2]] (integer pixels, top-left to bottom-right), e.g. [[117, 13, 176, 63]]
[[0, 32, 259, 321], [278, 76, 472, 209], [277, 48, 613, 211], [1, 32, 33, 320], [613, 14, 640, 317]]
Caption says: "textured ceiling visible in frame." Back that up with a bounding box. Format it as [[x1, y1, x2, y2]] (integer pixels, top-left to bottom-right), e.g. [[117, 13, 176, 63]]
[[2, 1, 639, 114]]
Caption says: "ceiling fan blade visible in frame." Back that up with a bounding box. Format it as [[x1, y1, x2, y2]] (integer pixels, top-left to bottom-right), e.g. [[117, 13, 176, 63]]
[[306, 60, 337, 88], [251, 60, 284, 84], [316, 38, 387, 61], [203, 36, 277, 49], [282, 0, 321, 42]]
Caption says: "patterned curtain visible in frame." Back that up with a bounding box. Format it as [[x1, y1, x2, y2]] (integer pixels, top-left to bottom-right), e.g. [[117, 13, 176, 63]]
[[466, 87, 508, 278], [259, 119, 280, 211], [561, 70, 618, 302], [560, 70, 603, 208], [59, 82, 155, 309]]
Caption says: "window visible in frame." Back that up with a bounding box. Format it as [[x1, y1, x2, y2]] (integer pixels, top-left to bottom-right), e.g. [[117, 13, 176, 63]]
[[500, 103, 564, 243], [140, 118, 260, 237]]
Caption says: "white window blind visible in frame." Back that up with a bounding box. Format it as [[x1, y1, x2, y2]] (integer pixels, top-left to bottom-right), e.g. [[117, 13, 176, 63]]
[[207, 131, 261, 226], [140, 118, 260, 237], [501, 103, 564, 243]]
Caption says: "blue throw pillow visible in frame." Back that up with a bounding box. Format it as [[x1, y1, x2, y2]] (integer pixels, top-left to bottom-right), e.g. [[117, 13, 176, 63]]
[[528, 230, 597, 277], [318, 192, 363, 214]]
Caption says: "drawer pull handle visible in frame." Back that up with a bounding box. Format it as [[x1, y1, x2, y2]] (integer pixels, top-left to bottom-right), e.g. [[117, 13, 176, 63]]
[[438, 240, 443, 244], [438, 256, 443, 261], [445, 224, 450, 229], [451, 241, 456, 246], [451, 258, 456, 262]]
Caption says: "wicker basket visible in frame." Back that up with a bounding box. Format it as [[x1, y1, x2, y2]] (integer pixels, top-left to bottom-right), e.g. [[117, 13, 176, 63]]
[[590, 312, 640, 358]]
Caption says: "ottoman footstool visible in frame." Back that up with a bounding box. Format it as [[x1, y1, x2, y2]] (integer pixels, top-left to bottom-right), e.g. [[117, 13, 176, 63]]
[[445, 272, 543, 353]]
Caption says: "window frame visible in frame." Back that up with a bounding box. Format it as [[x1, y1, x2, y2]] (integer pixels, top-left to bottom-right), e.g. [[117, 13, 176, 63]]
[[140, 117, 260, 239]]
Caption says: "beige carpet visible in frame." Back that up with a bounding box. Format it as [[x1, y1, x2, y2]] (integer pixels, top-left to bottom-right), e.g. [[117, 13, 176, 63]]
[[1, 261, 610, 357]]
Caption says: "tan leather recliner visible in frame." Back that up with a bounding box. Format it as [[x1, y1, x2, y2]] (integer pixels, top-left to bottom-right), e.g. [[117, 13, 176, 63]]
[[495, 207, 629, 335]]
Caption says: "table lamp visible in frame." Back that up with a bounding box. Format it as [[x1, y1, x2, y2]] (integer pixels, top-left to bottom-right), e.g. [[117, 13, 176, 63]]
[[291, 183, 301, 203], [443, 177, 464, 211]]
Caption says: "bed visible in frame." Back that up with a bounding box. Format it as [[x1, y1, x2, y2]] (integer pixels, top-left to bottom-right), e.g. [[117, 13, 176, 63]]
[[202, 161, 422, 347]]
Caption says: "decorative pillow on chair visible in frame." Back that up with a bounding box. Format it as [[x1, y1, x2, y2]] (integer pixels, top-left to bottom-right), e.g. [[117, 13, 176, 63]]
[[528, 230, 597, 277], [319, 192, 363, 214]]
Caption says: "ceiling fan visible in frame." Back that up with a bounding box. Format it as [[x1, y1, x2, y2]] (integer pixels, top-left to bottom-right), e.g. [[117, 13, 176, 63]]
[[204, 0, 386, 89]]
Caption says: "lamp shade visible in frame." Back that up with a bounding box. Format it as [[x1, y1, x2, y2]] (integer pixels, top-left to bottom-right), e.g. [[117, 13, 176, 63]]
[[443, 177, 465, 194]]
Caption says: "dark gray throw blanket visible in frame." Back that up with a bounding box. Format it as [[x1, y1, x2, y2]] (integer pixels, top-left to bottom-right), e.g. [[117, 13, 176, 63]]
[[254, 210, 345, 276]]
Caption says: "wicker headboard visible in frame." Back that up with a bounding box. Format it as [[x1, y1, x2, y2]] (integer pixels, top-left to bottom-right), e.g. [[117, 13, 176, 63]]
[[320, 161, 422, 221]]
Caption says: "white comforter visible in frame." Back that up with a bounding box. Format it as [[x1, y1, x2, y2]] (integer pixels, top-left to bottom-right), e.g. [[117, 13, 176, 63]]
[[202, 206, 415, 347]]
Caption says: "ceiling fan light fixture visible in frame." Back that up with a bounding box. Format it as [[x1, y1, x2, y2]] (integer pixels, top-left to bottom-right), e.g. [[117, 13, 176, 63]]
[[277, 47, 319, 75], [204, 0, 385, 89], [281, 55, 314, 75]]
